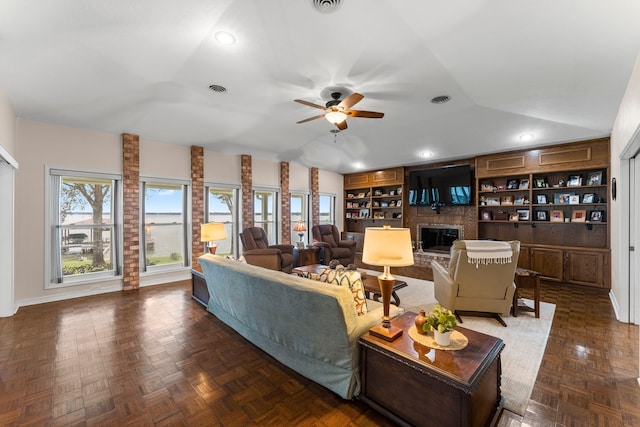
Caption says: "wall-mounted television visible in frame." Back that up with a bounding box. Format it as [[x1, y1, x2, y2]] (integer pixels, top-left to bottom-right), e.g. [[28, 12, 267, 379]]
[[408, 165, 472, 207]]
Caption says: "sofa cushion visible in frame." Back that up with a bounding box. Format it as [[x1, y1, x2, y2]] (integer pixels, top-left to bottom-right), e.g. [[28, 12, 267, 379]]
[[322, 269, 369, 316]]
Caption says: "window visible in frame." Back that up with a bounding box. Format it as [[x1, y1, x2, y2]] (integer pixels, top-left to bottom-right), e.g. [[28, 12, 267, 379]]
[[290, 192, 309, 245], [319, 193, 336, 225], [142, 180, 189, 271], [48, 169, 121, 287], [206, 185, 240, 257], [254, 189, 279, 243]]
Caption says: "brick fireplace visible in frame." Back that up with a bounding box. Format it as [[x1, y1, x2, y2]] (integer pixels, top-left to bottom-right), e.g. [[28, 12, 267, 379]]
[[417, 223, 464, 253]]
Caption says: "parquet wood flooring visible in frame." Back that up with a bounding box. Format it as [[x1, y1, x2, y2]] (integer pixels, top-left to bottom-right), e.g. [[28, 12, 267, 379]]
[[1, 279, 638, 426]]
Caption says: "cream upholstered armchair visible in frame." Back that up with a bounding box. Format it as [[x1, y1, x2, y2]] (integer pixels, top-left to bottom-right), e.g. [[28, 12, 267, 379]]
[[432, 240, 520, 326], [240, 227, 294, 273], [311, 224, 356, 266]]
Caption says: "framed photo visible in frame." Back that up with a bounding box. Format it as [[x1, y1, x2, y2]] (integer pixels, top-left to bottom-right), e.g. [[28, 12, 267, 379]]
[[587, 171, 603, 186], [501, 195, 513, 205], [519, 180, 530, 189], [374, 212, 385, 219], [509, 212, 520, 222], [395, 213, 402, 219], [536, 194, 547, 204], [534, 177, 547, 188], [550, 209, 564, 222], [571, 209, 587, 222], [380, 201, 389, 207], [346, 212, 351, 219], [569, 194, 580, 204], [536, 210, 548, 221], [514, 196, 524, 205], [347, 193, 354, 199], [389, 200, 396, 207], [582, 193, 595, 203], [486, 196, 500, 206], [567, 175, 582, 187], [507, 179, 520, 190], [389, 190, 395, 196], [590, 210, 603, 222], [396, 200, 402, 207], [481, 181, 493, 191], [356, 192, 365, 198], [481, 210, 493, 220], [517, 209, 530, 221], [359, 209, 369, 218], [555, 193, 573, 204], [396, 187, 402, 195]]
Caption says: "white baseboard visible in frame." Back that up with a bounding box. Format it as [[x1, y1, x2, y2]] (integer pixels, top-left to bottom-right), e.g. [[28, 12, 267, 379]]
[[17, 284, 123, 309]]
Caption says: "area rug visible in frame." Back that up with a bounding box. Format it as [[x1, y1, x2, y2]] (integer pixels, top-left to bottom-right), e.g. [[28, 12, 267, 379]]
[[360, 269, 555, 416]]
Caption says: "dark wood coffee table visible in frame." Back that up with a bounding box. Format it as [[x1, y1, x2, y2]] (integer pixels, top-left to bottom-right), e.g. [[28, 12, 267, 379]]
[[292, 264, 407, 306], [359, 312, 504, 427]]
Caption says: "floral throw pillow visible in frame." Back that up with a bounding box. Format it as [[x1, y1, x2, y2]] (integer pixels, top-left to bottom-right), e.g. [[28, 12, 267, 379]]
[[322, 269, 369, 316]]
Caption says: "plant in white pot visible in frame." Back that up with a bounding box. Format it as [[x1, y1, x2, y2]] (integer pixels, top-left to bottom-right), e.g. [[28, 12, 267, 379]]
[[423, 304, 457, 346]]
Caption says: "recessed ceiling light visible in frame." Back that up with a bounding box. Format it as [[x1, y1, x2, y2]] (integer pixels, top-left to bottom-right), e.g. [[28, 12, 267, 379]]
[[431, 95, 451, 104], [520, 134, 534, 141], [420, 151, 433, 158], [215, 31, 236, 45], [352, 162, 364, 169]]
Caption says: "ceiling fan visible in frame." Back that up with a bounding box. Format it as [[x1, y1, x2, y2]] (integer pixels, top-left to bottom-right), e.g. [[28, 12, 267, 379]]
[[294, 92, 384, 130]]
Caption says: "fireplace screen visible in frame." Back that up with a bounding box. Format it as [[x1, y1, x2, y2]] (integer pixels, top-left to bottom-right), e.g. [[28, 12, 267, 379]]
[[418, 225, 463, 253]]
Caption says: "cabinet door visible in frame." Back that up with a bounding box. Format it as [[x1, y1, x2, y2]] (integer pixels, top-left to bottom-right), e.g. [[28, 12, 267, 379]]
[[530, 247, 564, 281], [565, 250, 609, 288], [517, 245, 531, 270]]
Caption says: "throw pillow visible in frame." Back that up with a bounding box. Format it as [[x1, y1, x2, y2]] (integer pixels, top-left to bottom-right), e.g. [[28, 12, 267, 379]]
[[322, 269, 368, 316]]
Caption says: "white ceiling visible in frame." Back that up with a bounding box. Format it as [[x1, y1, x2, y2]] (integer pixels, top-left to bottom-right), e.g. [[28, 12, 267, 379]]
[[2, 1, 639, 174]]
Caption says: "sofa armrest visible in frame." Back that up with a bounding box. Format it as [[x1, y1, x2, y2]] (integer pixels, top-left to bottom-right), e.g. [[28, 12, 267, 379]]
[[243, 249, 281, 271], [270, 244, 294, 254], [432, 260, 456, 310], [337, 240, 357, 249]]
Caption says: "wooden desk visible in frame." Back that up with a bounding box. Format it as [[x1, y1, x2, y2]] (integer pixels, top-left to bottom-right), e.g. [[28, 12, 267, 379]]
[[359, 312, 504, 427], [513, 268, 541, 318]]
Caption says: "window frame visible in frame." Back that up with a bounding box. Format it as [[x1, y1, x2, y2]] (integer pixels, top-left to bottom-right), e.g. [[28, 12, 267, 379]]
[[253, 186, 280, 244], [319, 192, 336, 225], [290, 191, 310, 245], [205, 183, 241, 258]]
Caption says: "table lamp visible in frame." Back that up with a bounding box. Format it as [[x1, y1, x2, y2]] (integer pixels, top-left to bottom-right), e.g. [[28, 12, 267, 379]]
[[293, 221, 307, 248], [362, 225, 414, 341], [200, 222, 227, 254]]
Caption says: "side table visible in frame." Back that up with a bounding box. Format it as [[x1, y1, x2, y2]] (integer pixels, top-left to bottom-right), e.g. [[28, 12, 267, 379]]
[[359, 312, 504, 427], [293, 246, 320, 267], [513, 268, 541, 318]]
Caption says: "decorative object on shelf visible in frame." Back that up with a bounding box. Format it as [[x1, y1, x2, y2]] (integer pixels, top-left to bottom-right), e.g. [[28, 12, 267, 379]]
[[519, 179, 530, 189], [494, 211, 509, 220], [201, 221, 227, 254], [481, 181, 493, 191], [582, 193, 595, 203], [517, 209, 530, 221], [536, 210, 548, 221], [486, 196, 500, 206], [550, 210, 564, 222], [507, 179, 520, 189], [567, 174, 582, 187], [423, 304, 457, 347], [509, 212, 519, 222], [293, 221, 307, 248], [481, 210, 493, 220], [569, 195, 580, 204], [414, 309, 428, 335], [408, 325, 468, 350], [555, 193, 574, 204], [534, 177, 548, 188], [501, 195, 513, 205], [588, 171, 603, 186], [536, 194, 547, 204], [362, 225, 414, 341], [571, 210, 587, 222], [590, 210, 604, 222], [514, 196, 525, 205]]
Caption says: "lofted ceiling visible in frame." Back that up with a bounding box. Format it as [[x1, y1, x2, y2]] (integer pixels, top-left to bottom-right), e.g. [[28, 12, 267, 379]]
[[1, 1, 640, 174]]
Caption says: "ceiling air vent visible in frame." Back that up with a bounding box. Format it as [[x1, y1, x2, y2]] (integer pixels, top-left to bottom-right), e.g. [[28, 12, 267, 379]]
[[431, 95, 451, 104], [311, 0, 342, 14], [209, 84, 227, 93]]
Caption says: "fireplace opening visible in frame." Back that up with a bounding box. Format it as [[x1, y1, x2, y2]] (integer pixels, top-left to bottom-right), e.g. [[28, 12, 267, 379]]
[[417, 224, 463, 253]]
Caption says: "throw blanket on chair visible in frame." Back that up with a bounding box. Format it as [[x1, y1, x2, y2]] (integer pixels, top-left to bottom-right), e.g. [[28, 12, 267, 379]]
[[463, 240, 513, 267]]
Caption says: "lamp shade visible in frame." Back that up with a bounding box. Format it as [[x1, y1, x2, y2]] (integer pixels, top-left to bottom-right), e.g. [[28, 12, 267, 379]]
[[200, 222, 227, 242], [362, 225, 414, 267], [325, 111, 347, 124], [293, 221, 307, 232]]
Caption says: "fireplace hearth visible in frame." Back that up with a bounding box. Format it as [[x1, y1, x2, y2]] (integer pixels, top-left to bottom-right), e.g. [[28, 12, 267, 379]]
[[417, 224, 464, 253]]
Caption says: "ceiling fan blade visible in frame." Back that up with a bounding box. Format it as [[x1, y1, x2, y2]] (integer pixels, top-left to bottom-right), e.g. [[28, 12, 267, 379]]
[[338, 92, 364, 109], [336, 120, 348, 131], [296, 114, 326, 124], [294, 99, 327, 110], [345, 110, 384, 118]]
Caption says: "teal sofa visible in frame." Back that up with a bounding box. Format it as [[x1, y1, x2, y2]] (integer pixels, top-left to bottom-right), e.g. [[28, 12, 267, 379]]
[[198, 254, 402, 399]]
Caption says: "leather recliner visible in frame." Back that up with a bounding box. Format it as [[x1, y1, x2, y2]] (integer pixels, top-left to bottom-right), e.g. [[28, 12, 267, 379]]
[[432, 240, 520, 326], [240, 227, 294, 273], [311, 224, 356, 267]]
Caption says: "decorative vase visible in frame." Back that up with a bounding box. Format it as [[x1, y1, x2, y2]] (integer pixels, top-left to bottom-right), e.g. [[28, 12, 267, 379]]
[[434, 330, 452, 346], [414, 310, 428, 335]]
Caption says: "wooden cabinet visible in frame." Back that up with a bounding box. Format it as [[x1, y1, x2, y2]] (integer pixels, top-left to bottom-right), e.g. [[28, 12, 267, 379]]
[[476, 138, 611, 289]]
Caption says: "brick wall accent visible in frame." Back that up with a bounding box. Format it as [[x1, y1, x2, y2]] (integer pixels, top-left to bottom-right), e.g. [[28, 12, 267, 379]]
[[122, 133, 140, 291], [241, 155, 253, 231], [191, 146, 205, 272], [311, 167, 319, 227], [280, 162, 290, 244]]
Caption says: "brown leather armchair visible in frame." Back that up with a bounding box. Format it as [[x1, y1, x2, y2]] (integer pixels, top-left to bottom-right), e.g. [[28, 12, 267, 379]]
[[311, 224, 356, 266], [432, 240, 520, 326], [240, 227, 294, 273]]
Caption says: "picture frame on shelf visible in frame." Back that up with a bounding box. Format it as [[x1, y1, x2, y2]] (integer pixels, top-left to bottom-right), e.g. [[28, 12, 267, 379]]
[[587, 171, 603, 186], [509, 212, 519, 222], [486, 196, 500, 206], [554, 193, 573, 204], [507, 179, 520, 190], [481, 210, 493, 221], [374, 212, 385, 219], [569, 194, 580, 204], [380, 201, 389, 207], [590, 210, 603, 222], [394, 213, 403, 219], [519, 180, 530, 189], [501, 195, 513, 205], [356, 192, 366, 198], [514, 196, 525, 205], [567, 175, 582, 187], [389, 190, 395, 196], [534, 177, 548, 188], [346, 212, 351, 219], [536, 210, 548, 221], [571, 209, 587, 222], [347, 193, 354, 199], [396, 200, 402, 207], [359, 209, 369, 218], [517, 209, 530, 221], [536, 194, 548, 204], [481, 181, 493, 191], [396, 187, 402, 195], [373, 189, 383, 197], [582, 193, 595, 203], [550, 209, 564, 222]]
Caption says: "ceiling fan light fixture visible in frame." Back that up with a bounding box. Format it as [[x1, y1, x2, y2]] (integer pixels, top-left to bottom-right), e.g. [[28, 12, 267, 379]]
[[520, 133, 534, 141], [311, 0, 342, 14], [325, 111, 347, 124], [215, 31, 236, 45]]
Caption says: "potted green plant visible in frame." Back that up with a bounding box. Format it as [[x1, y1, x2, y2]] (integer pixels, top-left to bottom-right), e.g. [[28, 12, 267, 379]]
[[423, 304, 457, 346]]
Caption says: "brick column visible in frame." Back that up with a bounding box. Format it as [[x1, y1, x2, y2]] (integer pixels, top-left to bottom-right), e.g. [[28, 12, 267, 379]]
[[311, 167, 319, 227], [122, 133, 140, 291], [191, 146, 205, 271], [280, 162, 290, 244], [241, 155, 253, 231]]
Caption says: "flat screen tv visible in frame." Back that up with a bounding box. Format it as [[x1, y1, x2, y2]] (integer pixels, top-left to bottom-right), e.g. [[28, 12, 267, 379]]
[[408, 165, 472, 207]]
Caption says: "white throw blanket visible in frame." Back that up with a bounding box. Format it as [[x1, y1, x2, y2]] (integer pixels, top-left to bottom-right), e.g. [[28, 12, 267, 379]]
[[463, 240, 512, 267]]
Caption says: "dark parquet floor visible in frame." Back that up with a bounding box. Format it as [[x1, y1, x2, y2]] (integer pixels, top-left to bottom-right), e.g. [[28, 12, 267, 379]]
[[0, 279, 638, 426]]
